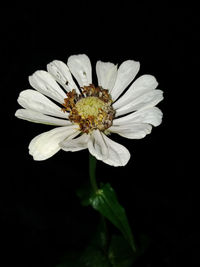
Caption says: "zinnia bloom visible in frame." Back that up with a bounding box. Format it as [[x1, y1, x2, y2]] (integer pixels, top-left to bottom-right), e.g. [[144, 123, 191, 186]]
[[15, 54, 163, 166]]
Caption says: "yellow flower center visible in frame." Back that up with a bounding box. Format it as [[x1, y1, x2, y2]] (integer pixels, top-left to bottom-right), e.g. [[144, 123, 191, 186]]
[[62, 84, 115, 134], [75, 96, 105, 118]]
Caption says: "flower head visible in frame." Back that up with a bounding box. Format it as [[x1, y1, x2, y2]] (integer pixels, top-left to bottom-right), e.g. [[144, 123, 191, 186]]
[[15, 54, 163, 166]]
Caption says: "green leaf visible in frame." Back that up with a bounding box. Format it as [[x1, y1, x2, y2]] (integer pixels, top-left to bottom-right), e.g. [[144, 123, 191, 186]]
[[89, 183, 136, 252]]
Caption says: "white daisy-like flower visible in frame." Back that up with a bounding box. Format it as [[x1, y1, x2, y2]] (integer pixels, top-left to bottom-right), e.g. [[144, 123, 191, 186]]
[[15, 54, 163, 166]]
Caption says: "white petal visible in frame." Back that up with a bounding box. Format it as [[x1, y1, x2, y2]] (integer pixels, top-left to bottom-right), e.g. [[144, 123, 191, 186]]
[[115, 89, 164, 117], [101, 133, 130, 166], [17, 89, 68, 119], [109, 123, 152, 139], [60, 133, 89, 152], [88, 130, 108, 161], [47, 60, 79, 94], [15, 109, 71, 126], [113, 75, 158, 109], [29, 125, 79, 160], [29, 70, 66, 104], [113, 107, 163, 127], [110, 60, 140, 101], [67, 54, 92, 87], [96, 61, 118, 91]]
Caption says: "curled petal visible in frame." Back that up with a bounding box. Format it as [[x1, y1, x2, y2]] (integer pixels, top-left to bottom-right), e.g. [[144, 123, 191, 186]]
[[88, 130, 108, 161], [101, 133, 131, 166], [60, 133, 89, 152]]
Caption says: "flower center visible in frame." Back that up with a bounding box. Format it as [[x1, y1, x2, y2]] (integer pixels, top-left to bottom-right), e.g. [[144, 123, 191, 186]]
[[62, 84, 115, 134], [75, 96, 105, 118]]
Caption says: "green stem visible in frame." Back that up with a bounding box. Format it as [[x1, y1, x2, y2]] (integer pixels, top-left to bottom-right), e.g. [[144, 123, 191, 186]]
[[89, 153, 110, 253], [89, 153, 98, 192]]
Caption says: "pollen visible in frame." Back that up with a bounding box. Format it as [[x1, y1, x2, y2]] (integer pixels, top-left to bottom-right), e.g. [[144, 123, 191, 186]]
[[76, 97, 106, 118], [62, 84, 115, 134]]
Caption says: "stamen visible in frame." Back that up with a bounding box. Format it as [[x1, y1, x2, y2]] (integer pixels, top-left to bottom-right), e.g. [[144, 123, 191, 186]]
[[62, 84, 115, 134]]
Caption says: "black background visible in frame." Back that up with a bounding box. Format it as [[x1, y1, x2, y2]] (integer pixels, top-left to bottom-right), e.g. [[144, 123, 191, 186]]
[[1, 2, 198, 266]]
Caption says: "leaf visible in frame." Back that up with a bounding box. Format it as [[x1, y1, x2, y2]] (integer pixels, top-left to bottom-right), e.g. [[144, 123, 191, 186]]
[[89, 183, 136, 252]]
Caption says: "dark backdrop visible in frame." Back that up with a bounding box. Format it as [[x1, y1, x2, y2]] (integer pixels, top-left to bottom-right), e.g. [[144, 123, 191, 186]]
[[1, 2, 198, 266]]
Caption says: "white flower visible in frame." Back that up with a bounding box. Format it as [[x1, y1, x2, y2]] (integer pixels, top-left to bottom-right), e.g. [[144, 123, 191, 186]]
[[15, 54, 163, 166]]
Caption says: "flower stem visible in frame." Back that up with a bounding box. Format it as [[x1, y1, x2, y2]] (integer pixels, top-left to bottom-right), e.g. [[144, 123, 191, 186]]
[[89, 153, 98, 192], [89, 153, 110, 253]]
